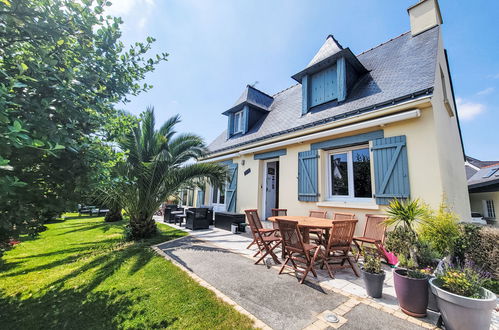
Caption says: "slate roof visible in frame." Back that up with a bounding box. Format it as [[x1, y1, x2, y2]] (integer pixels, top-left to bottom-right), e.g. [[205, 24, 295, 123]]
[[466, 156, 499, 169], [468, 164, 499, 189], [306, 35, 344, 69], [223, 85, 274, 114], [208, 26, 440, 155]]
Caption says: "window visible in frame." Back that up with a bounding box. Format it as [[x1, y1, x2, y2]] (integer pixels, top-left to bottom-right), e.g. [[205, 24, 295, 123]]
[[233, 111, 243, 134], [483, 168, 499, 178], [327, 146, 373, 201], [483, 200, 496, 219], [211, 185, 226, 205]]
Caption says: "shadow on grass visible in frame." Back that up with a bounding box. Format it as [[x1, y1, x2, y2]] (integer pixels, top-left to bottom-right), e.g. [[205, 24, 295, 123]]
[[0, 287, 178, 329], [0, 222, 185, 328]]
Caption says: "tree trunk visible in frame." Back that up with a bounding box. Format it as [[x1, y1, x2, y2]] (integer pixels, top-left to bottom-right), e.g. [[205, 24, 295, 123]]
[[105, 207, 123, 222], [129, 215, 157, 239]]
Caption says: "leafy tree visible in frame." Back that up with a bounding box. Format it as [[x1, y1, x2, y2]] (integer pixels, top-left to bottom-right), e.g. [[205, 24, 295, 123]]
[[104, 108, 227, 239], [0, 0, 167, 254]]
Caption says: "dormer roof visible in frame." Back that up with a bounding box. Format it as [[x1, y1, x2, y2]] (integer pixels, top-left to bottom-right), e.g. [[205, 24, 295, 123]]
[[291, 35, 368, 83], [222, 85, 274, 115]]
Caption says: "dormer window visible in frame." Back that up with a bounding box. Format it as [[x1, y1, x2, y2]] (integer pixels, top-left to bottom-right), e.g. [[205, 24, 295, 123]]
[[291, 35, 368, 116], [223, 85, 274, 139], [233, 110, 243, 134]]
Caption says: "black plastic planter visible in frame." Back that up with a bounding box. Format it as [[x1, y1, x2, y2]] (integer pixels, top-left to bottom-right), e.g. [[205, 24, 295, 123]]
[[393, 268, 429, 317], [361, 268, 385, 298]]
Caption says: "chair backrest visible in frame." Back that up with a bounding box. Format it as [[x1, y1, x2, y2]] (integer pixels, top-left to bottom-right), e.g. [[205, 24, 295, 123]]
[[194, 208, 208, 219], [363, 214, 388, 243], [271, 208, 287, 217], [326, 220, 358, 250], [333, 212, 355, 221], [276, 219, 305, 254], [244, 209, 263, 232], [309, 210, 327, 218]]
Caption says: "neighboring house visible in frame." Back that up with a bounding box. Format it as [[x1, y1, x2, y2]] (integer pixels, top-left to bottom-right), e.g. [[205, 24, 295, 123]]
[[465, 156, 498, 179], [195, 0, 471, 231], [467, 157, 499, 226]]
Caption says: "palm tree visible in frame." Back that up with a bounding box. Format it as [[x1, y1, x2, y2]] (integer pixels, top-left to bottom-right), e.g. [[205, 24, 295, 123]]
[[108, 107, 227, 239]]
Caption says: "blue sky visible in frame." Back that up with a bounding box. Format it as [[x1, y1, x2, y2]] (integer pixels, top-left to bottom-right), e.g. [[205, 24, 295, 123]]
[[108, 0, 499, 160]]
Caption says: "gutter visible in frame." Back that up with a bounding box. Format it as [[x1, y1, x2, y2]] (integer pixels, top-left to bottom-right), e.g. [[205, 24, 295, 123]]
[[199, 109, 421, 163], [207, 90, 432, 157]]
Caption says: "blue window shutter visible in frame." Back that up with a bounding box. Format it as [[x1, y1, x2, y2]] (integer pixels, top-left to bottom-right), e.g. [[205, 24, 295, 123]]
[[242, 105, 249, 134], [227, 113, 234, 139], [301, 75, 309, 115], [324, 64, 337, 102], [226, 163, 238, 212], [337, 57, 346, 102], [372, 135, 410, 205], [298, 150, 319, 202]]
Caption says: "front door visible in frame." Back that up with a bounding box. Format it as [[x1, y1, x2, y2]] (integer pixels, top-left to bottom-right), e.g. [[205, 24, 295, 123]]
[[262, 160, 279, 219]]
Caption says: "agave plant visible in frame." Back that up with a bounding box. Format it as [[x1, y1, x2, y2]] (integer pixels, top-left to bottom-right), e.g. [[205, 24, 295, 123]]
[[105, 107, 227, 239]]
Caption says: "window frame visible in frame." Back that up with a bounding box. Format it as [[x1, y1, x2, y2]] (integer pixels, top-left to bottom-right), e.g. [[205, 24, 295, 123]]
[[483, 200, 496, 219], [233, 110, 243, 134], [325, 144, 374, 202]]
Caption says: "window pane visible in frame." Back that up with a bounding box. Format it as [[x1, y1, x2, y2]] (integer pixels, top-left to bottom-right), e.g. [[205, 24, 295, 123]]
[[212, 187, 218, 204], [331, 153, 349, 196], [353, 148, 372, 198], [219, 185, 225, 204]]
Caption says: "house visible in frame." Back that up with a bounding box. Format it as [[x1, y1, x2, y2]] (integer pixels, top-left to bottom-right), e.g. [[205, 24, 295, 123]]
[[194, 0, 471, 231], [466, 156, 499, 225]]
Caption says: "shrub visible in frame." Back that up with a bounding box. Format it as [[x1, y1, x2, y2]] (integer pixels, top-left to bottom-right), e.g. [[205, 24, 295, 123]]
[[453, 223, 481, 262], [466, 226, 499, 279], [418, 203, 460, 258], [436, 261, 491, 298], [362, 250, 383, 274]]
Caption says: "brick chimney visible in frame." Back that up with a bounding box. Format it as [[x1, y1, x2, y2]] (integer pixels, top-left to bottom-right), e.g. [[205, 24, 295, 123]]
[[407, 0, 443, 36]]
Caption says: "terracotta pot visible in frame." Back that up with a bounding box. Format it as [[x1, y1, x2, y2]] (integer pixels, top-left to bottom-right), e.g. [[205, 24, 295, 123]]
[[393, 268, 429, 317], [361, 268, 386, 298], [430, 278, 496, 330]]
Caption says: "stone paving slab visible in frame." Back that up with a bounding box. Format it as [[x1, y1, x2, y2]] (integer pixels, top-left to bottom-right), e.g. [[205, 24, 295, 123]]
[[157, 236, 348, 330]]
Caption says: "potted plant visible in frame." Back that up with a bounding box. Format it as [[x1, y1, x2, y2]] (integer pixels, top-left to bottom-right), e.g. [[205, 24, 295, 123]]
[[360, 250, 386, 298], [430, 262, 496, 330], [384, 199, 431, 317], [418, 202, 461, 313]]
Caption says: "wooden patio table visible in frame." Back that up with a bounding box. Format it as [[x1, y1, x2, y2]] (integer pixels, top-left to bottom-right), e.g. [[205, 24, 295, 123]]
[[268, 216, 333, 244]]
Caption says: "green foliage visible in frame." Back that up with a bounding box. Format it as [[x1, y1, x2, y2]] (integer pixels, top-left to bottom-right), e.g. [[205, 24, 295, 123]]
[[362, 250, 383, 274], [437, 263, 489, 298], [0, 0, 166, 253], [418, 203, 460, 257], [384, 198, 426, 232], [103, 108, 227, 239], [458, 226, 499, 279], [0, 214, 254, 328], [482, 278, 499, 295], [453, 223, 481, 263], [384, 199, 433, 276]]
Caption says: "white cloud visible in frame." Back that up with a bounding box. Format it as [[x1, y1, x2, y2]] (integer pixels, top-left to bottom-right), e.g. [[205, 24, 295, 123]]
[[456, 97, 486, 121], [476, 87, 494, 96]]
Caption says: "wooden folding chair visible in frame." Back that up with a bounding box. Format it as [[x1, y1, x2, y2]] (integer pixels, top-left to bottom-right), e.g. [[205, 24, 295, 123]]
[[271, 208, 287, 231], [308, 210, 328, 244], [353, 214, 388, 262], [322, 219, 359, 278], [245, 209, 281, 264], [277, 219, 332, 284], [245, 209, 278, 249]]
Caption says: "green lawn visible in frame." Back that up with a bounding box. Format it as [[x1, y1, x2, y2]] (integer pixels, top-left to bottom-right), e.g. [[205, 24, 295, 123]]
[[0, 214, 255, 329]]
